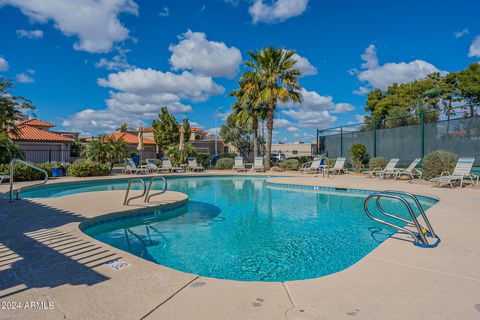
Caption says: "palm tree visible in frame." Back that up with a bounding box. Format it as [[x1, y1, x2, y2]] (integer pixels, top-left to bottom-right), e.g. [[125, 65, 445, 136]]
[[242, 47, 302, 169], [0, 133, 23, 164], [230, 80, 265, 158]]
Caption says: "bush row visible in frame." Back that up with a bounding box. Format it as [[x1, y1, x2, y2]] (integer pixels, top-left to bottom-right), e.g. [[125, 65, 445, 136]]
[[68, 160, 111, 177]]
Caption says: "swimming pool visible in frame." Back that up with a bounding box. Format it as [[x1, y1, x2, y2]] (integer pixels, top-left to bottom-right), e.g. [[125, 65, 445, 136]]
[[23, 176, 437, 281]]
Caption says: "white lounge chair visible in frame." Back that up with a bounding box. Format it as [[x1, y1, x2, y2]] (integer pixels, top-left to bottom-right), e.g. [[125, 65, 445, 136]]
[[302, 158, 322, 174], [394, 158, 422, 181], [159, 157, 182, 173], [146, 159, 160, 173], [234, 157, 247, 172], [364, 158, 399, 179], [252, 157, 265, 172], [430, 157, 478, 188], [124, 158, 149, 175], [188, 157, 205, 172], [329, 157, 347, 175]]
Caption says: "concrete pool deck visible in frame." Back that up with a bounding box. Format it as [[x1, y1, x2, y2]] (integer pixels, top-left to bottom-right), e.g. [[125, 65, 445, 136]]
[[0, 172, 479, 319]]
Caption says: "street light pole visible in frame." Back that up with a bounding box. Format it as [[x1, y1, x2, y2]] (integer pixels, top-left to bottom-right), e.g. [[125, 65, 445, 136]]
[[214, 107, 223, 156], [417, 87, 442, 123]]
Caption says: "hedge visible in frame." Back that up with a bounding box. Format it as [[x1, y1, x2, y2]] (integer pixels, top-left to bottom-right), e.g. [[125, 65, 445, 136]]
[[68, 160, 110, 177]]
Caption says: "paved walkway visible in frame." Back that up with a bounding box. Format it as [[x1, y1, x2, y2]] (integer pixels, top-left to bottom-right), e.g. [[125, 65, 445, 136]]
[[0, 172, 479, 319]]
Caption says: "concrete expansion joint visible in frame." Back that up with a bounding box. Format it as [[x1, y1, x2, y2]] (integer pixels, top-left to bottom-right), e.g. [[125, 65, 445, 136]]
[[140, 276, 200, 320]]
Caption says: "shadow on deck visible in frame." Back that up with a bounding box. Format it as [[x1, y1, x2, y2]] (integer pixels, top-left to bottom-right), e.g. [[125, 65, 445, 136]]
[[0, 199, 121, 299]]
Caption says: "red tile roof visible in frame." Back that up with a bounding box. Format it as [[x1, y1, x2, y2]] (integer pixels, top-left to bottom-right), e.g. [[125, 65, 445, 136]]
[[9, 125, 75, 142], [18, 119, 56, 127], [106, 132, 156, 145]]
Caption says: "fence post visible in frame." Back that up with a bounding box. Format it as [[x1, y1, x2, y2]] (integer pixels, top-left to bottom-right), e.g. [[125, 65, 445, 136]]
[[340, 126, 343, 157], [48, 149, 52, 162], [373, 120, 377, 157], [420, 112, 425, 159], [316, 129, 319, 155]]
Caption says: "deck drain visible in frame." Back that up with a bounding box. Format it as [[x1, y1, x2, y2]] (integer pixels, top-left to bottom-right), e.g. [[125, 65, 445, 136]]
[[286, 307, 321, 319]]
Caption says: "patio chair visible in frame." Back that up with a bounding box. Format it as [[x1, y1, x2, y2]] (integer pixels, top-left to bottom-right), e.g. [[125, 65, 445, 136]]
[[188, 157, 205, 172], [146, 159, 160, 173], [394, 158, 422, 181], [302, 158, 322, 174], [124, 158, 149, 175], [0, 174, 9, 184], [233, 157, 247, 172], [159, 157, 182, 173], [252, 157, 265, 172], [364, 158, 399, 179], [329, 157, 347, 175], [430, 157, 478, 188]]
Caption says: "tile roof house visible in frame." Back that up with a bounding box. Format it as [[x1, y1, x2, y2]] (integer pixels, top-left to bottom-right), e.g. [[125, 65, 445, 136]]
[[142, 126, 224, 155], [104, 131, 157, 159], [9, 119, 78, 163]]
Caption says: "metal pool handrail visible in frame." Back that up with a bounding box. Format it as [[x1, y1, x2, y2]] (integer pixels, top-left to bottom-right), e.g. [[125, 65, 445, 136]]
[[382, 190, 436, 238], [364, 193, 429, 245], [144, 176, 167, 203], [123, 178, 147, 206], [9, 158, 49, 202]]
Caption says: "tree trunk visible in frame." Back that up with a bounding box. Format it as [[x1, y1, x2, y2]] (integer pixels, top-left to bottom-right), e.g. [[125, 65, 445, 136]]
[[253, 114, 259, 158], [265, 106, 274, 170]]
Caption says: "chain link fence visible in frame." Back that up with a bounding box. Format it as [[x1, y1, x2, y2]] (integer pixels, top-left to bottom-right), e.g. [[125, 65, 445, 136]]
[[317, 105, 480, 166]]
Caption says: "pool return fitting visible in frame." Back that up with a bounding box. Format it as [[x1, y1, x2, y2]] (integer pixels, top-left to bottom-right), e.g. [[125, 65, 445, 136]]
[[364, 190, 440, 248]]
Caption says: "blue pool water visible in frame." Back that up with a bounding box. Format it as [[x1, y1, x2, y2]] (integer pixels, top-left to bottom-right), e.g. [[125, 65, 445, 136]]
[[23, 177, 437, 281]]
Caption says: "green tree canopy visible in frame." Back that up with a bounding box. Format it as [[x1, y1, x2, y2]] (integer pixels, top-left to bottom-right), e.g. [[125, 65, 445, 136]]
[[181, 118, 191, 142], [152, 107, 180, 152], [0, 78, 35, 134], [0, 133, 24, 164], [220, 114, 254, 160]]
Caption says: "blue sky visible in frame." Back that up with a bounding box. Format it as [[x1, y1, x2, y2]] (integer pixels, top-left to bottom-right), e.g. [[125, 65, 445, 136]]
[[0, 0, 479, 142]]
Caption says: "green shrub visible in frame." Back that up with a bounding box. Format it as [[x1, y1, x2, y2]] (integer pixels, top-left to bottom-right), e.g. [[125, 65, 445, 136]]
[[196, 153, 211, 169], [423, 150, 457, 180], [68, 160, 110, 177], [280, 159, 300, 170], [289, 156, 313, 165], [349, 144, 369, 172], [0, 163, 52, 181], [369, 157, 389, 170], [215, 158, 234, 170], [219, 152, 237, 159]]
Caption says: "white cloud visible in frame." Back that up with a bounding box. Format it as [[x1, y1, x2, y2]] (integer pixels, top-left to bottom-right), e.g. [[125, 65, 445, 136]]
[[352, 86, 370, 96], [98, 68, 224, 102], [168, 30, 242, 78], [468, 35, 480, 58], [16, 72, 34, 83], [282, 109, 337, 128], [2, 0, 138, 53], [286, 127, 298, 132], [279, 88, 354, 128], [292, 53, 317, 76], [360, 44, 378, 69], [454, 28, 469, 38], [354, 114, 365, 123], [95, 47, 132, 71], [356, 44, 443, 90], [16, 29, 43, 39], [64, 67, 224, 134], [274, 118, 292, 128], [249, 0, 309, 24], [334, 103, 355, 113], [0, 57, 8, 71], [159, 6, 169, 17]]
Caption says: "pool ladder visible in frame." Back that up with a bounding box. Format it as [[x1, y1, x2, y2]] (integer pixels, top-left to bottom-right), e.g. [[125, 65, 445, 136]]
[[8, 159, 49, 202], [364, 190, 440, 248], [123, 176, 168, 206]]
